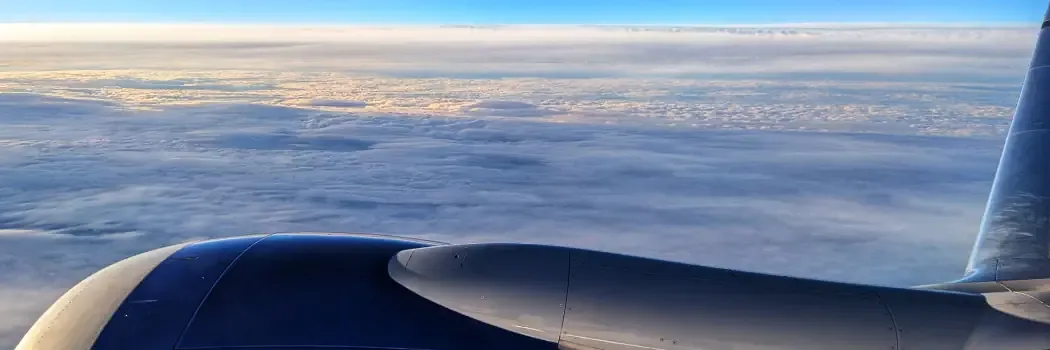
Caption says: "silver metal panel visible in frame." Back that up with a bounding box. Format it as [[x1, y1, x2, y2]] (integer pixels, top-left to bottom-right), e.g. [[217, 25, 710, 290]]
[[15, 242, 191, 350], [392, 243, 902, 350], [561, 249, 897, 350], [388, 243, 571, 343], [979, 278, 1050, 326]]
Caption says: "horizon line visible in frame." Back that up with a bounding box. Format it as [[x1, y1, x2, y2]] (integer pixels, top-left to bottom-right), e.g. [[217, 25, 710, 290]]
[[0, 21, 1038, 28]]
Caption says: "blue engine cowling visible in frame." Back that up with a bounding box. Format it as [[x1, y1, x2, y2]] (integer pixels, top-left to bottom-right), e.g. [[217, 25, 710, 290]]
[[16, 233, 558, 350]]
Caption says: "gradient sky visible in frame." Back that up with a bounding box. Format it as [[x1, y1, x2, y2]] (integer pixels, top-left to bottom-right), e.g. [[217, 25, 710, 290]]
[[2, 0, 1046, 24]]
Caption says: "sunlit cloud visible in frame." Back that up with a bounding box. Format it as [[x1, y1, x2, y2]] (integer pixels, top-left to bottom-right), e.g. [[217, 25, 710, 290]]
[[0, 24, 1034, 80], [0, 23, 1031, 348]]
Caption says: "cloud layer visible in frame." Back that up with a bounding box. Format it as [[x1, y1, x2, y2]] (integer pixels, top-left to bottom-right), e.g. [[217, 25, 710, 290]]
[[0, 93, 998, 279], [0, 93, 1001, 347], [0, 24, 1035, 81], [0, 24, 1030, 348]]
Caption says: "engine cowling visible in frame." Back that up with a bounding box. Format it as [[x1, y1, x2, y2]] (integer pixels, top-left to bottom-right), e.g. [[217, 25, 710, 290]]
[[15, 233, 558, 350]]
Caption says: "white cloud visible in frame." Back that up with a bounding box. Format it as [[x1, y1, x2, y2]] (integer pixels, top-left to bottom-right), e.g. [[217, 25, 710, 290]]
[[0, 70, 1020, 136], [0, 92, 1002, 348], [0, 24, 1031, 348], [460, 100, 561, 118], [305, 99, 368, 108], [0, 24, 1034, 81]]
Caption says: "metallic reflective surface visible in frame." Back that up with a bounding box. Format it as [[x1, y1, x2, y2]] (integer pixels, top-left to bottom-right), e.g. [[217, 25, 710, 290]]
[[392, 243, 1050, 350], [15, 242, 191, 350], [562, 249, 896, 350], [389, 243, 571, 343], [965, 8, 1050, 282]]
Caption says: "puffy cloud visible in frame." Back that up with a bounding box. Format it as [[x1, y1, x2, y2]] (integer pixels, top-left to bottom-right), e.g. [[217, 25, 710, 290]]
[[0, 70, 1020, 136], [0, 23, 1032, 348], [461, 100, 562, 118], [0, 91, 1004, 346], [304, 99, 369, 108], [0, 93, 995, 284]]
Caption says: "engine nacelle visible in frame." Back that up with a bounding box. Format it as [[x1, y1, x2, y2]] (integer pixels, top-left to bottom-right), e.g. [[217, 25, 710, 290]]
[[15, 233, 557, 350]]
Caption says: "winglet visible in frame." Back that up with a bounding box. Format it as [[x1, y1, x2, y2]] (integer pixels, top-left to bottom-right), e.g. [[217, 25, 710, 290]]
[[960, 2, 1050, 283], [1044, 2, 1050, 28]]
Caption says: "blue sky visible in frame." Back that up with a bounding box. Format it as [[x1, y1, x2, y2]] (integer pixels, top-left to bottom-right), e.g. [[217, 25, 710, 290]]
[[1, 0, 1046, 24]]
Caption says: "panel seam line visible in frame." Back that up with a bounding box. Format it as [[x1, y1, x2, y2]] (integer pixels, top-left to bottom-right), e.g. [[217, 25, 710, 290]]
[[171, 233, 276, 349], [556, 251, 573, 345], [875, 292, 902, 350]]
